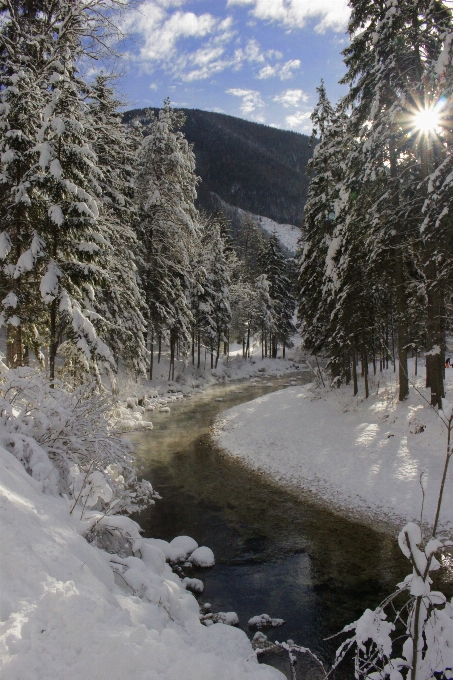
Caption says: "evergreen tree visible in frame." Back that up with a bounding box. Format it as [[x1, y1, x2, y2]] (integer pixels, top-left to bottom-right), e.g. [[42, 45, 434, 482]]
[[259, 234, 295, 358], [341, 0, 453, 403], [87, 75, 147, 375], [135, 100, 200, 381], [0, 0, 47, 366], [297, 83, 349, 366]]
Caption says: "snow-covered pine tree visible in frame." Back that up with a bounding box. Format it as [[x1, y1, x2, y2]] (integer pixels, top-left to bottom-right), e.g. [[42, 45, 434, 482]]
[[202, 215, 231, 368], [297, 83, 346, 367], [341, 0, 453, 403], [254, 274, 275, 359], [87, 75, 147, 375], [0, 0, 48, 366], [259, 234, 295, 358], [1, 0, 131, 382], [134, 100, 200, 381], [412, 6, 453, 407], [35, 0, 119, 382]]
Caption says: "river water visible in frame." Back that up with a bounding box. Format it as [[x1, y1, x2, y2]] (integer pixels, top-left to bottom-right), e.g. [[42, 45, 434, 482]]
[[129, 376, 428, 678]]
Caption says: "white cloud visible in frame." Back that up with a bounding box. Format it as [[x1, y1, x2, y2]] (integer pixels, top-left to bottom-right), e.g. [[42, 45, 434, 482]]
[[127, 7, 218, 61], [244, 38, 266, 62], [227, 0, 350, 33], [279, 59, 302, 80], [273, 88, 308, 107], [227, 88, 264, 117], [285, 109, 312, 129], [257, 58, 300, 80], [124, 3, 280, 82]]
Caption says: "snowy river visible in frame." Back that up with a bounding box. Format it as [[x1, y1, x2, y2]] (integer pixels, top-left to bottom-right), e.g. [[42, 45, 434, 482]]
[[131, 376, 409, 679]]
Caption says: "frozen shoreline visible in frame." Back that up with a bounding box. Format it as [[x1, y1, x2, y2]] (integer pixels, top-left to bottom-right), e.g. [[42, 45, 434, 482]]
[[213, 363, 453, 537]]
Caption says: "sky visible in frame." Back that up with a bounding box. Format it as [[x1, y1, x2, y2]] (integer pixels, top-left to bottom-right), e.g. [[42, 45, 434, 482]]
[[115, 0, 351, 133]]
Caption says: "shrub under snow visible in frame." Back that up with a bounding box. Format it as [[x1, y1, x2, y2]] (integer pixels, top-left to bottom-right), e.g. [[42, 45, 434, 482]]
[[0, 363, 157, 522]]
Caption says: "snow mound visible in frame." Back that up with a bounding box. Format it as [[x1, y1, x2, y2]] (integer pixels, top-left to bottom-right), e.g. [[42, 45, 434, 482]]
[[202, 612, 239, 627], [189, 546, 215, 567], [248, 614, 285, 629], [183, 577, 205, 593], [0, 444, 283, 680], [169, 535, 199, 561]]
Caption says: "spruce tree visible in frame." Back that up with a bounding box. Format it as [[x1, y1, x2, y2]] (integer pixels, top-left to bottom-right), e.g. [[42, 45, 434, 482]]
[[259, 234, 295, 358], [87, 75, 147, 375], [135, 100, 200, 381]]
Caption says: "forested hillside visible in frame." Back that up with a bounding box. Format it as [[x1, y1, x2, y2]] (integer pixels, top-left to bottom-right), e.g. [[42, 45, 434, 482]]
[[123, 108, 313, 226]]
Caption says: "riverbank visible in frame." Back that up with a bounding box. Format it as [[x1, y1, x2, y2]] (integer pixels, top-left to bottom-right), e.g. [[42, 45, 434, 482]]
[[0, 368, 285, 680], [213, 361, 453, 536], [114, 342, 311, 431]]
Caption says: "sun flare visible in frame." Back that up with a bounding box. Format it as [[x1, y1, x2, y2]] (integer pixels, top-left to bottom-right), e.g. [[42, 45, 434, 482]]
[[412, 107, 441, 134]]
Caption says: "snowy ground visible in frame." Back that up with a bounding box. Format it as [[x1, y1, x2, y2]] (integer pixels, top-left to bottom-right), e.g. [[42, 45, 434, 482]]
[[114, 338, 309, 430], [0, 443, 283, 680], [213, 361, 453, 536], [0, 339, 310, 680], [254, 215, 301, 255]]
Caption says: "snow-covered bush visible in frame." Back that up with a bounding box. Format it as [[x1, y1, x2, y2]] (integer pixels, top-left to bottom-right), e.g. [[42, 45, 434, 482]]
[[332, 523, 453, 680], [0, 363, 157, 519]]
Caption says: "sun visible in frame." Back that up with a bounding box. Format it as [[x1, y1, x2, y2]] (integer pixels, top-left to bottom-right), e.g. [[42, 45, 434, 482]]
[[412, 107, 442, 135]]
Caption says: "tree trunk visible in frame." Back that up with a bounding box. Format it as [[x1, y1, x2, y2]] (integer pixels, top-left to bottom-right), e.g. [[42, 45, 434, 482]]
[[362, 345, 369, 399], [215, 335, 220, 369], [6, 325, 23, 368], [425, 260, 445, 408], [149, 327, 154, 380], [395, 250, 409, 399], [389, 131, 408, 399], [158, 335, 161, 363], [197, 331, 201, 369], [49, 298, 58, 382], [345, 351, 351, 385], [352, 343, 358, 396]]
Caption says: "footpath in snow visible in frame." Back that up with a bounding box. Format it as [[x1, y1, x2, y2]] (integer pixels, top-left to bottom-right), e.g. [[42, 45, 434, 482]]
[[213, 362, 453, 536]]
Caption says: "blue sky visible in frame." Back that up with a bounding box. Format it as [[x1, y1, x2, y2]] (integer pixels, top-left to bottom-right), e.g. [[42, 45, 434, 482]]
[[115, 0, 351, 132]]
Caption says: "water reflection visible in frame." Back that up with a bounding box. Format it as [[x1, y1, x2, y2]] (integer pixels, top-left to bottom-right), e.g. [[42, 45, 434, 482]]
[[130, 377, 449, 679]]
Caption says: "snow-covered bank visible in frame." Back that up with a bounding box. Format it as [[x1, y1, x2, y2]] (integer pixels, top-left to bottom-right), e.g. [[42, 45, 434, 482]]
[[115, 344, 309, 431], [213, 364, 453, 535], [0, 443, 283, 680], [0, 365, 284, 680]]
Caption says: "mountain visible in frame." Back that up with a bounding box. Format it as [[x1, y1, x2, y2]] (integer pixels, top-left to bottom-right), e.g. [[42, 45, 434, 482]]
[[123, 108, 314, 228]]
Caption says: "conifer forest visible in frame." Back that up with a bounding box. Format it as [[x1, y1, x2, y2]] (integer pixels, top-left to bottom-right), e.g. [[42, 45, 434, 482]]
[[1, 2, 452, 680]]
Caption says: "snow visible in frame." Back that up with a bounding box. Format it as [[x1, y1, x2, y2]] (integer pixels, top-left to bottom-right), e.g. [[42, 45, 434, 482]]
[[248, 615, 285, 629], [48, 204, 64, 225], [183, 578, 205, 593], [189, 546, 215, 567], [213, 362, 453, 535], [0, 445, 283, 680], [255, 215, 301, 255], [0, 231, 12, 259], [40, 263, 60, 302]]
